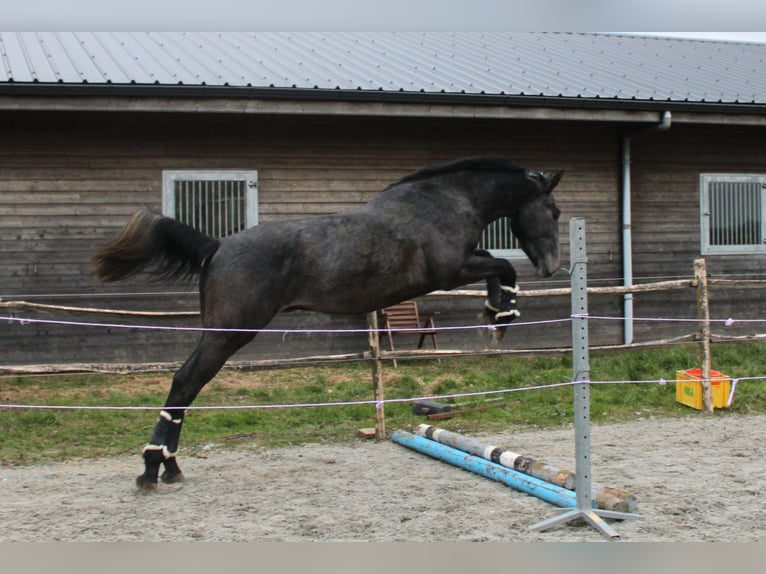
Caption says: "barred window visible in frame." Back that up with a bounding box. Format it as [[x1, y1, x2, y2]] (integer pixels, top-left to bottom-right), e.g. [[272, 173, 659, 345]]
[[700, 174, 766, 254], [479, 217, 523, 258], [162, 170, 258, 238]]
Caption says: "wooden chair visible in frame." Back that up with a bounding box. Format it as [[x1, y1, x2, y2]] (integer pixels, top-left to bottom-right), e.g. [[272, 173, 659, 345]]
[[379, 300, 439, 367]]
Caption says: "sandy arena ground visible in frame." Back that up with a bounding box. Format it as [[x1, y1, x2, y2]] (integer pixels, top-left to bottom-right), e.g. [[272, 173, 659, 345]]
[[1, 413, 764, 542]]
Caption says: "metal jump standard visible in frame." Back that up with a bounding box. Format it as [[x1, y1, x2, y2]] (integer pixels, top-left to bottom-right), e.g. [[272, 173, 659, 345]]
[[528, 217, 641, 539]]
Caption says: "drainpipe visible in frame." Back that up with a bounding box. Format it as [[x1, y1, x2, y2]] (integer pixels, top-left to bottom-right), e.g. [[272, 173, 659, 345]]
[[622, 134, 634, 345], [622, 110, 672, 345]]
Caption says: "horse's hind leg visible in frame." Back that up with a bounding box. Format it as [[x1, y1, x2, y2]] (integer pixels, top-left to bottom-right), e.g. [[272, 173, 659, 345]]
[[136, 331, 254, 490]]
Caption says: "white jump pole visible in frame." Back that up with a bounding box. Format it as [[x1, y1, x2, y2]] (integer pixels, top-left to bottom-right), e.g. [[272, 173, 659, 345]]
[[529, 217, 641, 539]]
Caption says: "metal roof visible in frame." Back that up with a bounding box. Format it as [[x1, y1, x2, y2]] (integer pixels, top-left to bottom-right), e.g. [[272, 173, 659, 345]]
[[1, 32, 765, 106]]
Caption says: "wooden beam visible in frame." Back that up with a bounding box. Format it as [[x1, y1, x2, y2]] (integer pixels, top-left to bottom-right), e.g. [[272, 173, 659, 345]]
[[0, 95, 665, 122], [695, 258, 714, 414], [366, 311, 386, 440]]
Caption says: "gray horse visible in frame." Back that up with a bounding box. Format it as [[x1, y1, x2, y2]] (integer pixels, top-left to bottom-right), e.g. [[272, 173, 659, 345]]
[[90, 156, 563, 489]]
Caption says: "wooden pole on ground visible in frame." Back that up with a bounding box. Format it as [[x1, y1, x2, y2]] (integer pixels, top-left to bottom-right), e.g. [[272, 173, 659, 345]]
[[694, 258, 714, 414], [414, 424, 637, 513], [366, 311, 386, 439]]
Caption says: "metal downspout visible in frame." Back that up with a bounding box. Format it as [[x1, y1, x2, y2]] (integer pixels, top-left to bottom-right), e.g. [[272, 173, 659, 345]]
[[622, 135, 634, 345], [622, 111, 672, 345]]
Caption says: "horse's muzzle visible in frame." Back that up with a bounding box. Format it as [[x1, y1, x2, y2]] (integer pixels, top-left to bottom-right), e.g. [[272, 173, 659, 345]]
[[536, 255, 561, 277]]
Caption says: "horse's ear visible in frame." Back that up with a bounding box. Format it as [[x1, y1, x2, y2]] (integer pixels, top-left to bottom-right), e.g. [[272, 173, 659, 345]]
[[546, 171, 564, 194]]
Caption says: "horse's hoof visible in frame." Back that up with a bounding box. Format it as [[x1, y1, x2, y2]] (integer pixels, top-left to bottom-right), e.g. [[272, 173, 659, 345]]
[[491, 327, 507, 343], [161, 470, 185, 484], [477, 312, 504, 347], [135, 475, 158, 492]]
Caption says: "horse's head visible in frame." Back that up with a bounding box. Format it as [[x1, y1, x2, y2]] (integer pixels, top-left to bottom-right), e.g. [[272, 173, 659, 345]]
[[511, 170, 563, 277]]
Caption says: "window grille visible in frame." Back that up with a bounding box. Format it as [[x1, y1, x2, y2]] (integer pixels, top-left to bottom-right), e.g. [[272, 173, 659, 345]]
[[162, 170, 258, 238], [700, 174, 766, 254], [479, 217, 523, 258]]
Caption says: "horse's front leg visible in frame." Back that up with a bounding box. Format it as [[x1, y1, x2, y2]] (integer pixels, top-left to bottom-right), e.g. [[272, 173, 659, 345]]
[[463, 250, 520, 341], [481, 277, 520, 342], [483, 276, 520, 325]]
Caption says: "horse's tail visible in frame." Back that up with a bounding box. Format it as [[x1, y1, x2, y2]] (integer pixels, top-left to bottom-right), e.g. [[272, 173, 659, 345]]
[[90, 208, 220, 283]]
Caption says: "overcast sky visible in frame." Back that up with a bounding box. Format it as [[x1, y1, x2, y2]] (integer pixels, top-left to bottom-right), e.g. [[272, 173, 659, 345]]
[[4, 1, 766, 38]]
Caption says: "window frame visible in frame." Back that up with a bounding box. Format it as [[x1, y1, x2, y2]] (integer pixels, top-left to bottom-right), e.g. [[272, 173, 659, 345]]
[[162, 170, 259, 238], [479, 216, 525, 259], [700, 173, 766, 255]]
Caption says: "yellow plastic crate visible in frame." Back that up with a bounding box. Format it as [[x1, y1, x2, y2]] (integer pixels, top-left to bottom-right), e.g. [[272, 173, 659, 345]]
[[675, 368, 732, 410]]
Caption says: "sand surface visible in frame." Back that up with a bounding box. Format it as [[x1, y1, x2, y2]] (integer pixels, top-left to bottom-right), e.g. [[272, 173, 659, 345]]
[[2, 413, 764, 542]]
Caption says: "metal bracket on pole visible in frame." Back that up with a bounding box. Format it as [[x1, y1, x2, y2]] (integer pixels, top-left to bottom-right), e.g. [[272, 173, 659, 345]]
[[529, 218, 641, 540]]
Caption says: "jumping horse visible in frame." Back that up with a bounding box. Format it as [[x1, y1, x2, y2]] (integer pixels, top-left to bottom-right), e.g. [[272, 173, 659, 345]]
[[90, 157, 563, 489]]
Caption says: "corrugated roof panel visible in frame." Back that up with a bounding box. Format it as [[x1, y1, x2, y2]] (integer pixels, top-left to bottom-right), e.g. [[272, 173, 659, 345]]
[[50, 33, 103, 82], [80, 32, 143, 83], [74, 32, 146, 83], [0, 32, 765, 105], [313, 33, 437, 91], [347, 33, 463, 92], [143, 32, 217, 84], [229, 33, 298, 86], [271, 33, 360, 89], [193, 32, 274, 86], [237, 33, 331, 87], [73, 32, 173, 84], [583, 34, 765, 102], [401, 33, 514, 93], [357, 33, 466, 92], [2, 32, 43, 82]]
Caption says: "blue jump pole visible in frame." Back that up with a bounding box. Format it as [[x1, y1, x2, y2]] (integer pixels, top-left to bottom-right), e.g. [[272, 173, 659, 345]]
[[391, 430, 582, 509]]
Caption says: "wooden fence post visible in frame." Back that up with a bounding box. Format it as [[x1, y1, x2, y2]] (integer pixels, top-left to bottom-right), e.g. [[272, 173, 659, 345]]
[[694, 258, 714, 414], [366, 311, 386, 439]]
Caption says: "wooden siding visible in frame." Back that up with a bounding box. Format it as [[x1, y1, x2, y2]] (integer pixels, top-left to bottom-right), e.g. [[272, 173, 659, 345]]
[[627, 123, 766, 348], [631, 123, 766, 277], [1, 110, 764, 366]]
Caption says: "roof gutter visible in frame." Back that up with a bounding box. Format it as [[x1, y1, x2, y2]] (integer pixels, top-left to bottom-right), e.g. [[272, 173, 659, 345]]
[[1, 83, 765, 118], [622, 110, 672, 345]]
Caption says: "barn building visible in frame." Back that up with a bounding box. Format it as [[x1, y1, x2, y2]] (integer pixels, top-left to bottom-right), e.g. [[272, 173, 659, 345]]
[[1, 32, 765, 366]]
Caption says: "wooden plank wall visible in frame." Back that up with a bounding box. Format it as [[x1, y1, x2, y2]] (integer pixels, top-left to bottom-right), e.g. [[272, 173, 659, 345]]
[[1, 110, 763, 366], [631, 123, 766, 277], [629, 122, 766, 343]]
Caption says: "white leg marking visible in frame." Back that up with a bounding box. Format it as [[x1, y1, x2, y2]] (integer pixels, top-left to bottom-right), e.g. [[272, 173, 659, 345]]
[[495, 309, 521, 319], [160, 410, 183, 424], [142, 444, 177, 458]]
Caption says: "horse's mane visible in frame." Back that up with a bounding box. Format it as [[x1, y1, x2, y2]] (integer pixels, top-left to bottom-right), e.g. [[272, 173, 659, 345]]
[[383, 157, 525, 191]]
